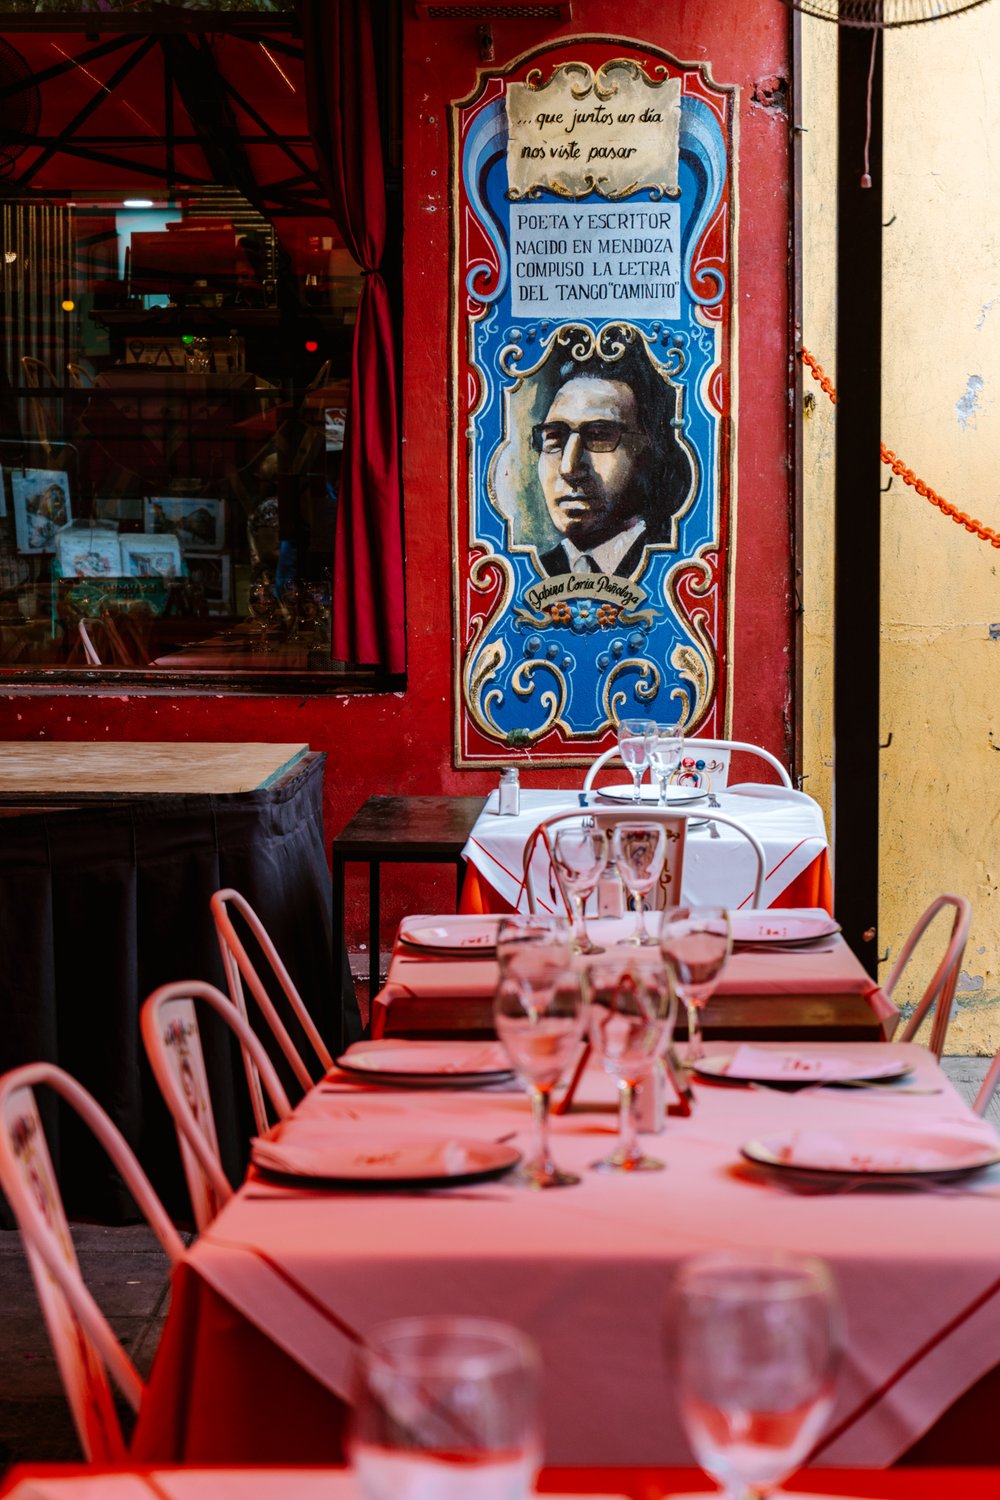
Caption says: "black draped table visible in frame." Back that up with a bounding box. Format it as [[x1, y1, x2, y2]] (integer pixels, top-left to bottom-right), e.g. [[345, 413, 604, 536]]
[[0, 744, 361, 1224]]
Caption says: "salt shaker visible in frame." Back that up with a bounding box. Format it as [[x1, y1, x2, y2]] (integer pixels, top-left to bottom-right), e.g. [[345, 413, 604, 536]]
[[498, 766, 520, 816]]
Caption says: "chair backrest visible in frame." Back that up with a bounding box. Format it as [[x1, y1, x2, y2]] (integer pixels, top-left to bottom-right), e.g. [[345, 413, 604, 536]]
[[20, 356, 57, 461], [141, 979, 292, 1231], [76, 618, 102, 666], [211, 887, 333, 1135], [522, 806, 767, 914], [887, 894, 972, 1058], [973, 1049, 1000, 1117], [582, 738, 793, 794], [20, 355, 58, 389], [0, 1062, 184, 1460], [66, 362, 96, 389]]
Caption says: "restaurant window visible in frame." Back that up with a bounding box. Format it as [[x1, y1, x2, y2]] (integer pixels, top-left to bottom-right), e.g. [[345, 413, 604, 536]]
[[0, 3, 403, 690]]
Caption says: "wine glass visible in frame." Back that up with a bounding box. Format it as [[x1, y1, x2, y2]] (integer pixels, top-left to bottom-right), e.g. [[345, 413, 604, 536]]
[[247, 576, 279, 652], [494, 966, 586, 1188], [650, 723, 685, 806], [495, 913, 571, 1000], [659, 905, 732, 1064], [552, 825, 608, 954], [348, 1314, 542, 1500], [617, 718, 655, 803], [668, 1250, 839, 1500], [585, 960, 677, 1172], [611, 821, 667, 945]]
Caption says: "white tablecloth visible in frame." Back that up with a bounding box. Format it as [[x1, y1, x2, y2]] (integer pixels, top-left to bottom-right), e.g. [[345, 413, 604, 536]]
[[179, 1042, 1000, 1466], [463, 785, 829, 912]]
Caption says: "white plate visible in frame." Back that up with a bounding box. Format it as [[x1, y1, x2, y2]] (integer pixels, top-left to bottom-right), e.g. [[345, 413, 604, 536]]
[[695, 1049, 911, 1086], [594, 782, 707, 806], [334, 1040, 514, 1087], [398, 918, 499, 954], [252, 1134, 521, 1187], [731, 910, 841, 946], [742, 1127, 1000, 1180]]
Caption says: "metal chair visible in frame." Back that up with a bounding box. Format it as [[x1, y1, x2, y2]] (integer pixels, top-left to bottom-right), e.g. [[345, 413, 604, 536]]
[[886, 894, 972, 1059], [211, 887, 333, 1135], [19, 354, 59, 462], [141, 979, 292, 1231], [66, 362, 97, 388], [0, 1062, 184, 1459], [583, 737, 793, 795], [522, 805, 767, 914]]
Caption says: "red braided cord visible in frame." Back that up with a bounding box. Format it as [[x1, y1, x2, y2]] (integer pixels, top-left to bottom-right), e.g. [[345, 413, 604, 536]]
[[800, 348, 1000, 549]]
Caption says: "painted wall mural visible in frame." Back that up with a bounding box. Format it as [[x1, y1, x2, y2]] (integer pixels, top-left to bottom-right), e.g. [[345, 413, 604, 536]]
[[452, 37, 735, 766]]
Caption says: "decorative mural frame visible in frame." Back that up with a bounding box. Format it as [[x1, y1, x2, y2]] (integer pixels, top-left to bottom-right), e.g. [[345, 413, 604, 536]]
[[451, 36, 737, 766]]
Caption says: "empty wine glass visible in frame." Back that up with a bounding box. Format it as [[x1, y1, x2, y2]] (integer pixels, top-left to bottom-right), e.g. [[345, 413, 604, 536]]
[[552, 825, 608, 954], [659, 905, 732, 1064], [348, 1314, 542, 1500], [496, 913, 571, 1001], [247, 576, 279, 652], [617, 718, 655, 803], [668, 1250, 839, 1500], [611, 821, 667, 945], [585, 960, 676, 1171], [650, 723, 685, 806], [494, 966, 586, 1188]]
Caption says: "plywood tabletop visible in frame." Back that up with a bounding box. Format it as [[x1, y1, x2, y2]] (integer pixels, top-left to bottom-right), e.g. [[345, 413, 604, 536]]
[[0, 742, 309, 796]]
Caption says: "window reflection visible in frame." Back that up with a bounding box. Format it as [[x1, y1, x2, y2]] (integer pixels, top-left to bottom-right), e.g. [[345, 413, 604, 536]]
[[0, 189, 360, 679]]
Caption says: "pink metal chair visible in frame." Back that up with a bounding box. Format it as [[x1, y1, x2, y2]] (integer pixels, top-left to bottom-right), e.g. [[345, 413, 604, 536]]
[[973, 1049, 1000, 1117], [211, 887, 333, 1135], [141, 979, 292, 1231], [887, 894, 972, 1058], [0, 1062, 184, 1459]]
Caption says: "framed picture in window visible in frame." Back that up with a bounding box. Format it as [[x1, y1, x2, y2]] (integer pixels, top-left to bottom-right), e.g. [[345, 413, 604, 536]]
[[186, 552, 232, 615], [120, 533, 183, 579], [144, 495, 225, 551], [56, 527, 123, 578], [11, 468, 72, 554]]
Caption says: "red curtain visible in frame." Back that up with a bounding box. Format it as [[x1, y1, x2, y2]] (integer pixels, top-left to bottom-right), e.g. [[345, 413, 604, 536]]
[[300, 0, 405, 673]]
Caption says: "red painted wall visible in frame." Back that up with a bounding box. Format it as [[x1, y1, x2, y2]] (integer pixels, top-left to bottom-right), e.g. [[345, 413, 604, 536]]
[[0, 3, 793, 958]]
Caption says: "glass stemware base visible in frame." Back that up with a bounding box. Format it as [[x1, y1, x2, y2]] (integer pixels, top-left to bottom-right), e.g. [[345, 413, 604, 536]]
[[517, 1158, 581, 1189], [591, 1145, 664, 1173]]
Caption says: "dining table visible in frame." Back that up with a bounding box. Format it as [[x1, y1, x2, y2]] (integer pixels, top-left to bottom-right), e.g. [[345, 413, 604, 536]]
[[131, 1031, 1000, 1468], [7, 1465, 1000, 1500], [460, 786, 833, 916], [370, 912, 898, 1041]]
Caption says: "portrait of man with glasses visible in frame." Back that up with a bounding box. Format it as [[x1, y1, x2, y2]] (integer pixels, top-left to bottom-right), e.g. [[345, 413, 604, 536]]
[[530, 345, 695, 579]]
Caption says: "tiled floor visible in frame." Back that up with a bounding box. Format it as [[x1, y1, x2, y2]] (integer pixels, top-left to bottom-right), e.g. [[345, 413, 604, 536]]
[[0, 1057, 992, 1469]]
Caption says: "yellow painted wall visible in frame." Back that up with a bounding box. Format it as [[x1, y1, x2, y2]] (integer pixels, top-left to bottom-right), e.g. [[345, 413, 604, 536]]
[[801, 8, 1000, 1051]]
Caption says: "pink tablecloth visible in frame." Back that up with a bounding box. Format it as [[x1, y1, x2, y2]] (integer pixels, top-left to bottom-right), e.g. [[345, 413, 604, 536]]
[[371, 914, 897, 1036], [134, 1043, 1000, 1466], [12, 1465, 1000, 1500]]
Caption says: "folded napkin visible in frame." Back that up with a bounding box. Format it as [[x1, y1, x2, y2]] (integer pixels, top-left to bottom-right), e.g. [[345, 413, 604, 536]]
[[251, 1123, 473, 1179], [769, 1124, 1000, 1174], [725, 1045, 861, 1082]]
